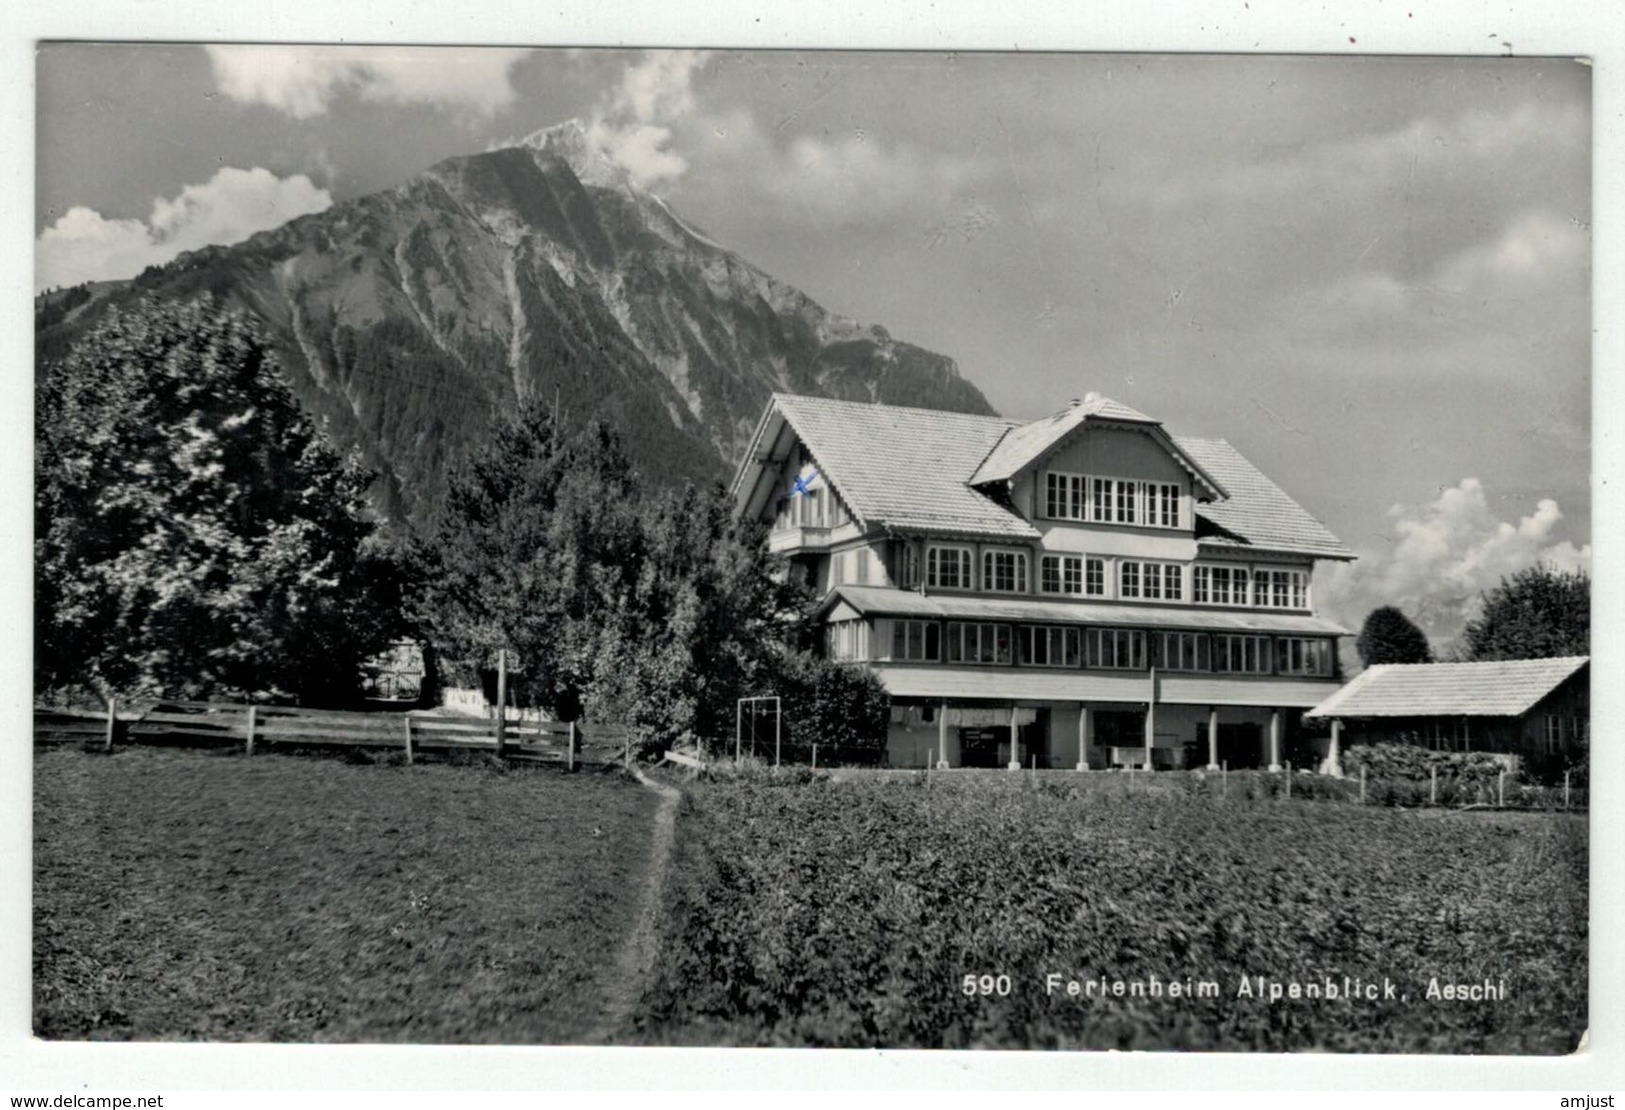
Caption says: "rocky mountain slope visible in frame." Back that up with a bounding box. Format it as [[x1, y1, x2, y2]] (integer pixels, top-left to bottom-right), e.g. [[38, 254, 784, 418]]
[[36, 121, 996, 530]]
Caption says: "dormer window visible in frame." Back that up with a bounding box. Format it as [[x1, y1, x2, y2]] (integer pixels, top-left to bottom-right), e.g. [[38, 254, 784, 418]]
[[1152, 483, 1181, 528], [1044, 473, 1086, 519], [1042, 471, 1184, 530], [1114, 480, 1137, 524]]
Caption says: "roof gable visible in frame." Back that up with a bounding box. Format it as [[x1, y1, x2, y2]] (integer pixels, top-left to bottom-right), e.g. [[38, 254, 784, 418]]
[[969, 394, 1226, 499], [1306, 656, 1589, 719], [733, 394, 1038, 541]]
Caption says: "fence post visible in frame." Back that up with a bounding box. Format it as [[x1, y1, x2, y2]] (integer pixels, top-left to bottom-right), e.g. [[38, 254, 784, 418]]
[[404, 715, 414, 765], [105, 696, 117, 753], [1564, 769, 1570, 809], [568, 721, 576, 772], [1222, 759, 1228, 798], [812, 743, 818, 770], [243, 704, 256, 756], [494, 649, 507, 758], [1286, 762, 1292, 798], [1360, 765, 1367, 805], [1430, 766, 1437, 806], [1498, 769, 1506, 808]]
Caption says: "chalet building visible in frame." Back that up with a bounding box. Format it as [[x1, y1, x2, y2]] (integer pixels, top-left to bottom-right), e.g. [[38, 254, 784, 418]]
[[1305, 656, 1589, 767], [730, 392, 1356, 770]]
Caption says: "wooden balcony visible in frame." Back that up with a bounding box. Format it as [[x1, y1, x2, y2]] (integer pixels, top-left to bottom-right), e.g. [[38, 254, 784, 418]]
[[768, 524, 833, 554]]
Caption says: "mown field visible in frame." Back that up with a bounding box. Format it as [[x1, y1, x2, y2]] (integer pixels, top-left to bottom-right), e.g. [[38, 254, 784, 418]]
[[634, 771, 1588, 1052], [34, 746, 657, 1041]]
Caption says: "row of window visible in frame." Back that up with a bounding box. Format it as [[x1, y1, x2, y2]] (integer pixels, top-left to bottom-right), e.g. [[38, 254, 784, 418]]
[[1044, 472, 1182, 529], [904, 544, 1310, 610], [881, 619, 1335, 676]]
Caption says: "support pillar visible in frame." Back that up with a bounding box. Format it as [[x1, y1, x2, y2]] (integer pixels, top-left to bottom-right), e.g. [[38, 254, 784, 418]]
[[1007, 704, 1021, 771], [1268, 708, 1282, 772], [1328, 718, 1343, 778], [1143, 701, 1156, 771], [1075, 704, 1091, 771], [1206, 706, 1220, 771], [937, 699, 949, 769]]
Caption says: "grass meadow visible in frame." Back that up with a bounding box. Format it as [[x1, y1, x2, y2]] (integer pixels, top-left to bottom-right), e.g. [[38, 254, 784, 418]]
[[33, 745, 657, 1042], [34, 748, 1588, 1053]]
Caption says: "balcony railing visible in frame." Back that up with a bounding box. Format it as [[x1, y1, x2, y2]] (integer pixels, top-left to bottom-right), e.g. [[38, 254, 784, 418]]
[[768, 525, 833, 554]]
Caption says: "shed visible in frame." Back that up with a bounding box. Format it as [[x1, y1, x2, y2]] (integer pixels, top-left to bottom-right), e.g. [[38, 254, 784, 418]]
[[1305, 656, 1588, 761]]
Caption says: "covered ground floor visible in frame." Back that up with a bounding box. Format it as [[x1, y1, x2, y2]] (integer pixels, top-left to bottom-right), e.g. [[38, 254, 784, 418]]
[[876, 665, 1344, 773], [886, 699, 1338, 772]]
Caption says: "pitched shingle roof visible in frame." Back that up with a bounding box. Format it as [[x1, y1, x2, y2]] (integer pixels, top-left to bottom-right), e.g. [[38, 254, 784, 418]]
[[736, 394, 1351, 557], [773, 394, 1037, 540], [1175, 436, 1355, 560], [1305, 657, 1589, 719]]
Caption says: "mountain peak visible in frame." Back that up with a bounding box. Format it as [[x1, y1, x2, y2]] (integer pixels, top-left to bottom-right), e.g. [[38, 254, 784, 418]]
[[41, 120, 997, 530], [516, 119, 633, 190]]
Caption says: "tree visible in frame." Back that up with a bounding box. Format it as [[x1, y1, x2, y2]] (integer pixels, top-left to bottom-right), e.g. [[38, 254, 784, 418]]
[[412, 403, 644, 719], [35, 296, 402, 702], [772, 652, 890, 765], [1355, 606, 1433, 667], [582, 484, 808, 744], [414, 401, 806, 739], [1459, 564, 1589, 661]]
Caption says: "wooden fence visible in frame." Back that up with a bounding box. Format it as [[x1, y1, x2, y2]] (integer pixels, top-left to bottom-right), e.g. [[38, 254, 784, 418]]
[[34, 700, 638, 770]]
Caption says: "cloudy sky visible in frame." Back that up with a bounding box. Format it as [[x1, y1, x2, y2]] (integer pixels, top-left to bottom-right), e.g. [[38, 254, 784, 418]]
[[35, 44, 1592, 646]]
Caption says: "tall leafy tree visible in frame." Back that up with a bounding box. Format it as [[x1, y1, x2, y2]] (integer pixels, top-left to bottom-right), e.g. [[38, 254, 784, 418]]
[[35, 296, 401, 702], [415, 402, 809, 741], [584, 484, 806, 742], [1460, 564, 1589, 661], [413, 403, 644, 719], [1355, 606, 1434, 667]]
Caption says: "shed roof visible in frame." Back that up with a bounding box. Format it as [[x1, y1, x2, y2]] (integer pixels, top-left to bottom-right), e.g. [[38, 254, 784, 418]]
[[1305, 656, 1589, 719]]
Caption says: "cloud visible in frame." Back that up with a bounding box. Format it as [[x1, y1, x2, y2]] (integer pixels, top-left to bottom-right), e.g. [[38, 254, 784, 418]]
[[205, 45, 530, 119], [584, 50, 711, 187], [1146, 98, 1587, 213], [683, 107, 988, 228], [1438, 208, 1589, 291], [1314, 478, 1591, 650], [1280, 206, 1590, 361], [36, 167, 331, 290], [572, 51, 986, 222]]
